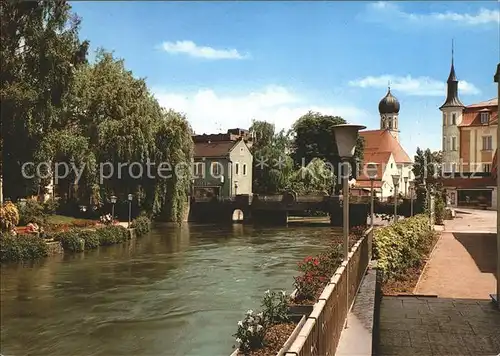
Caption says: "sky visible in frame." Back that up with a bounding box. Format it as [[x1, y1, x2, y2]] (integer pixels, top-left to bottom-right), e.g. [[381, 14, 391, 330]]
[[70, 1, 499, 158]]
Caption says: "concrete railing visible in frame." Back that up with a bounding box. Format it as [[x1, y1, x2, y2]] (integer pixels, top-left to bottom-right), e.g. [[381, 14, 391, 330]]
[[284, 228, 372, 356]]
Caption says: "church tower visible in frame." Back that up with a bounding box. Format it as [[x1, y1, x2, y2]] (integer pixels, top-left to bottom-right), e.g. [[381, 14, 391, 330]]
[[440, 41, 464, 173], [378, 86, 400, 142]]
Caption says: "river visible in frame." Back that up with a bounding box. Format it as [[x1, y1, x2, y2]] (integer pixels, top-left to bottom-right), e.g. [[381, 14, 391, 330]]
[[0, 223, 342, 356]]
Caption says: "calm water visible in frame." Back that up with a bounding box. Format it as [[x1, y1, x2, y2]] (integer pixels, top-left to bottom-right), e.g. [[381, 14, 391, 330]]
[[0, 223, 342, 356]]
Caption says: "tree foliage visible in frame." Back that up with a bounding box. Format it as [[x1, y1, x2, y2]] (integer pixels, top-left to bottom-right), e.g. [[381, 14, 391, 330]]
[[1, 2, 193, 221]]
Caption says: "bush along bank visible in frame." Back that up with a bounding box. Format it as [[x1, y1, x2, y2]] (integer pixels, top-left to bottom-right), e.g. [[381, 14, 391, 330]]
[[130, 216, 151, 237], [373, 214, 438, 294], [231, 226, 367, 355], [0, 216, 153, 262]]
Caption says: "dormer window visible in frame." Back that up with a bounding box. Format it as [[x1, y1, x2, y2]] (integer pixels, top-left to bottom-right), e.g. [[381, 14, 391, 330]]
[[480, 112, 489, 124]]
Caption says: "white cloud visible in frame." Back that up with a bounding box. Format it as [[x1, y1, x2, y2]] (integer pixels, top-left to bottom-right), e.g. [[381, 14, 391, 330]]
[[160, 40, 248, 60], [348, 75, 480, 96], [152, 86, 368, 134], [367, 2, 499, 26]]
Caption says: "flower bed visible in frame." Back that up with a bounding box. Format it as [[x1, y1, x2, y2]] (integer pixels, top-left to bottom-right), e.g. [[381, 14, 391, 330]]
[[231, 227, 370, 355], [372, 214, 438, 294]]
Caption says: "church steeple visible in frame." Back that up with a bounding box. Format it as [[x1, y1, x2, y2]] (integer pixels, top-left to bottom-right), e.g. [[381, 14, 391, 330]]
[[440, 40, 464, 109]]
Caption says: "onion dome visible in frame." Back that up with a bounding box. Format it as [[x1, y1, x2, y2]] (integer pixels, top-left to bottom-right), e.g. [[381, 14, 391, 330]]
[[378, 87, 400, 114]]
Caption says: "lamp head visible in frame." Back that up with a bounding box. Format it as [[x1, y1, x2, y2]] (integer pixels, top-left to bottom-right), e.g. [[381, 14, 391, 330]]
[[366, 162, 378, 180], [392, 174, 400, 186], [404, 176, 408, 183], [331, 124, 366, 159], [110, 195, 117, 204], [127, 194, 133, 201]]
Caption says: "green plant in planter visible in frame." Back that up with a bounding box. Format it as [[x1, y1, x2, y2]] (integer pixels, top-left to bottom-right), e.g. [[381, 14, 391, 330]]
[[262, 290, 290, 326], [234, 310, 266, 353]]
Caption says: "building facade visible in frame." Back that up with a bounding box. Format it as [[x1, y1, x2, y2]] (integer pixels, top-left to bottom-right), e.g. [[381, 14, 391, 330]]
[[192, 130, 253, 200], [440, 54, 499, 209], [356, 88, 414, 200]]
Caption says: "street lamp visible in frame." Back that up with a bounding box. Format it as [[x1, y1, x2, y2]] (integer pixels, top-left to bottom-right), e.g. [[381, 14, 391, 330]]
[[409, 181, 415, 217], [127, 194, 133, 228], [366, 162, 378, 229], [493, 63, 500, 306], [110, 195, 117, 220], [404, 176, 408, 198], [332, 123, 366, 325], [392, 174, 400, 223]]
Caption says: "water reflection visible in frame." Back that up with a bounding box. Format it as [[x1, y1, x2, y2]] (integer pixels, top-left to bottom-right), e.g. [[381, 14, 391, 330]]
[[1, 223, 340, 356]]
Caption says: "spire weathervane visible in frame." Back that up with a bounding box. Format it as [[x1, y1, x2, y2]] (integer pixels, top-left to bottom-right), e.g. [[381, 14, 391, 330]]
[[452, 38, 454, 65]]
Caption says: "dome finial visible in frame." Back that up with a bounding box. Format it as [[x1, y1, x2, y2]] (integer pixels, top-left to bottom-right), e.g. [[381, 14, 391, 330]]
[[388, 80, 391, 92], [451, 38, 454, 66]]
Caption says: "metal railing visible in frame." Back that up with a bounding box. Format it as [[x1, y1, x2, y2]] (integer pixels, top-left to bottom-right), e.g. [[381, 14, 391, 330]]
[[285, 228, 372, 356]]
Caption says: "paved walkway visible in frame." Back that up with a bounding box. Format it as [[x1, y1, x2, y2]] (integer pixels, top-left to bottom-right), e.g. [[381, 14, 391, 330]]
[[415, 209, 497, 299], [378, 297, 500, 355]]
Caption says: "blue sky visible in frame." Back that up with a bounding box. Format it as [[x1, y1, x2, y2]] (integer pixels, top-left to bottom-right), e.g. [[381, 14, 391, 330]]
[[71, 1, 499, 157]]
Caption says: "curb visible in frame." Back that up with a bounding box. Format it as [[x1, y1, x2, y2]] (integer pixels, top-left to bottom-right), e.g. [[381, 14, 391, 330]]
[[413, 231, 442, 295]]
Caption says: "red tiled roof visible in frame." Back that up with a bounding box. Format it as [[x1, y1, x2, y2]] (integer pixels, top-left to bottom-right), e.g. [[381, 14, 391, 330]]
[[460, 110, 498, 127], [466, 97, 498, 109], [357, 151, 390, 181], [194, 141, 237, 158], [460, 97, 498, 127], [360, 129, 412, 163]]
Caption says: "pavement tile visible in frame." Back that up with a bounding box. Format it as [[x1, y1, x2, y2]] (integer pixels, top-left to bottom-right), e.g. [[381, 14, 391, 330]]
[[461, 334, 500, 355], [378, 345, 433, 356], [409, 330, 430, 348], [379, 330, 411, 347], [438, 320, 475, 333], [427, 332, 467, 347], [430, 343, 471, 355]]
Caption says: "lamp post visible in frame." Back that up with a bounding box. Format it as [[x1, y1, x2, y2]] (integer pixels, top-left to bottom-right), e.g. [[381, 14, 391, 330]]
[[110, 195, 117, 220], [409, 181, 415, 217], [404, 176, 408, 198], [127, 194, 133, 228], [366, 163, 378, 229], [493, 63, 500, 307], [332, 123, 366, 324], [392, 174, 400, 223]]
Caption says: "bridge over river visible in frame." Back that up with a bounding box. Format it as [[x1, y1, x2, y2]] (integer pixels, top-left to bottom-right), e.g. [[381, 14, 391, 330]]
[[0, 223, 345, 356]]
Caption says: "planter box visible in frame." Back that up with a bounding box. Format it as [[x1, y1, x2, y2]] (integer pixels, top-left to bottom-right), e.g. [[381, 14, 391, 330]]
[[230, 315, 307, 356], [287, 304, 313, 323]]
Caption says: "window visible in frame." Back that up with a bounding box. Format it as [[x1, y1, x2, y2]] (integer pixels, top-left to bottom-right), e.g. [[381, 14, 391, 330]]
[[211, 162, 221, 176], [452, 113, 457, 125], [451, 163, 456, 173], [243, 164, 247, 175], [451, 136, 457, 151], [194, 162, 203, 176], [388, 120, 392, 129], [482, 136, 492, 150], [390, 163, 393, 169], [443, 136, 447, 151], [443, 113, 447, 126], [483, 163, 492, 173], [480, 112, 489, 124], [235, 162, 239, 175]]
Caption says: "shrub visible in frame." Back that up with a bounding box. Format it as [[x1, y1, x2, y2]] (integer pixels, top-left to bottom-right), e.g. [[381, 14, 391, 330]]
[[261, 290, 289, 326], [130, 216, 151, 237], [97, 225, 129, 246], [0, 233, 49, 262], [234, 310, 266, 353], [43, 198, 59, 215], [434, 195, 446, 225], [78, 230, 100, 250], [0, 202, 20, 232], [17, 199, 45, 226], [59, 230, 85, 252], [373, 214, 435, 280]]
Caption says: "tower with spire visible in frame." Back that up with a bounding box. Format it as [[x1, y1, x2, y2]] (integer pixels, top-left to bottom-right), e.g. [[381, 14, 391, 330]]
[[440, 40, 464, 173], [378, 84, 400, 142]]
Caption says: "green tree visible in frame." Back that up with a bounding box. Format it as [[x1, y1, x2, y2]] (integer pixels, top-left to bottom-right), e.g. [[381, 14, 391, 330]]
[[412, 147, 443, 211], [291, 111, 364, 192], [1, 0, 88, 199]]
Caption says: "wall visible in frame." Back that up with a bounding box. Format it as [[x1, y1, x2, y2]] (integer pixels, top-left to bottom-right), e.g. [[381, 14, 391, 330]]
[[441, 107, 463, 172], [461, 124, 498, 172], [229, 140, 253, 196], [193, 157, 230, 197]]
